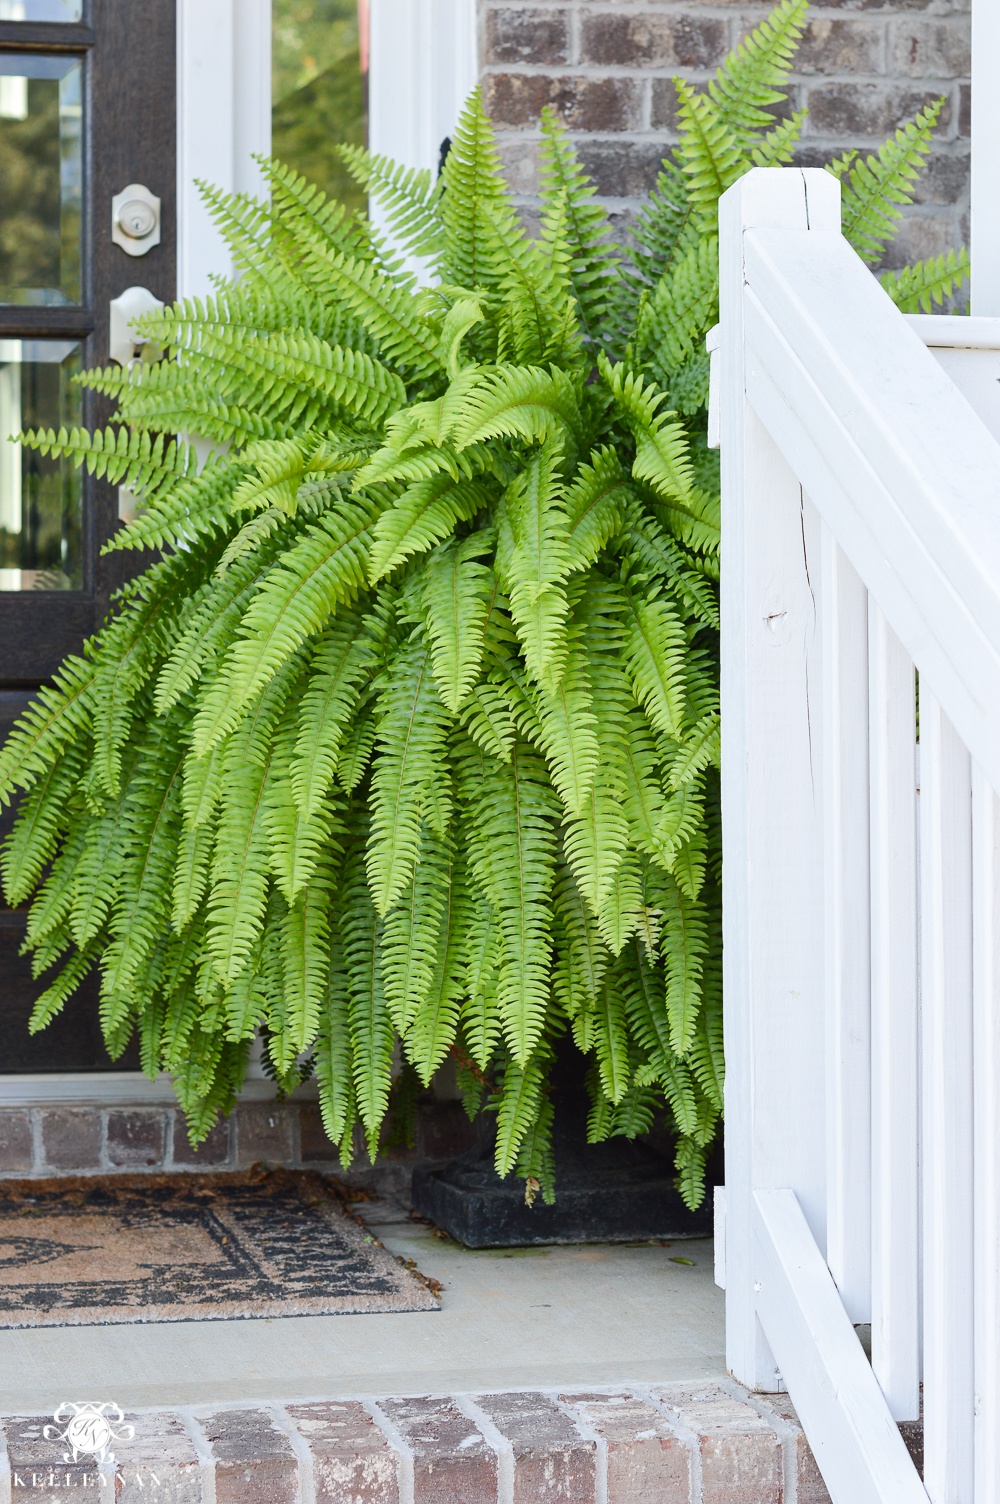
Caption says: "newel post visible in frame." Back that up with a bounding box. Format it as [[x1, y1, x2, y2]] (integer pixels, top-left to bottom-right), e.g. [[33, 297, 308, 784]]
[[718, 168, 842, 1390]]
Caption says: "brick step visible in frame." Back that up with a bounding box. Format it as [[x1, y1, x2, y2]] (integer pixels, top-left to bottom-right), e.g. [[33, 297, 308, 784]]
[[2, 1381, 842, 1501]]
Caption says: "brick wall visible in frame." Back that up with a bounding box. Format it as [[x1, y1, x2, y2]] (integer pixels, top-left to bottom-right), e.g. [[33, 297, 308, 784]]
[[479, 0, 971, 265], [0, 1098, 478, 1182]]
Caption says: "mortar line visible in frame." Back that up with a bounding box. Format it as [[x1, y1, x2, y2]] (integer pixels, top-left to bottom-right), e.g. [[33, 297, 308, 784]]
[[551, 1390, 608, 1504], [455, 1393, 514, 1504], [271, 1403, 314, 1504], [363, 1397, 414, 1504], [635, 1382, 704, 1504], [176, 1408, 216, 1504]]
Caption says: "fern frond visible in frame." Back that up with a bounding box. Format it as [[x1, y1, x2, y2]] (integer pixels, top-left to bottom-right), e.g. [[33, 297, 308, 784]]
[[0, 655, 96, 806], [707, 0, 808, 143], [291, 610, 381, 816], [368, 474, 486, 582], [339, 144, 445, 262], [599, 356, 693, 503], [494, 1052, 548, 1176], [366, 641, 451, 914], [829, 100, 942, 265], [466, 740, 559, 1065], [341, 839, 394, 1159], [538, 106, 620, 341], [440, 89, 513, 290], [193, 499, 376, 754], [880, 246, 970, 313], [421, 535, 496, 712]]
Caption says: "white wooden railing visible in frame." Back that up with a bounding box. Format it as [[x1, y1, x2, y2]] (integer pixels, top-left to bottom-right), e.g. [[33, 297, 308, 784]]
[[715, 167, 1000, 1504]]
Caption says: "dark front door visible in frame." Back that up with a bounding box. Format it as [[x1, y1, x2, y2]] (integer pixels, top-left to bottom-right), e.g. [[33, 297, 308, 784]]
[[0, 0, 175, 1070]]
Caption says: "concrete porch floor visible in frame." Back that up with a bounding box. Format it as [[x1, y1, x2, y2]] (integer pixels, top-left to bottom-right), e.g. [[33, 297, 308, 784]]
[[0, 1188, 725, 1413]]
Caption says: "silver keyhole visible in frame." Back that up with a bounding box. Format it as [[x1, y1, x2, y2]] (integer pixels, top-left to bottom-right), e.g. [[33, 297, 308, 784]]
[[118, 199, 157, 240], [111, 183, 161, 257]]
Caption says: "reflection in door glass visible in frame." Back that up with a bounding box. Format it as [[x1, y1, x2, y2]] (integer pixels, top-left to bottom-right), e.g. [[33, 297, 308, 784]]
[[0, 2, 83, 18], [0, 54, 81, 305], [0, 339, 82, 590], [272, 0, 367, 217]]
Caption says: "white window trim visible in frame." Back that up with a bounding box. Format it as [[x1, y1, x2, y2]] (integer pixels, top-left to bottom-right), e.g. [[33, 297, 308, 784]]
[[177, 0, 271, 301], [0, 0, 477, 1110], [369, 0, 478, 276]]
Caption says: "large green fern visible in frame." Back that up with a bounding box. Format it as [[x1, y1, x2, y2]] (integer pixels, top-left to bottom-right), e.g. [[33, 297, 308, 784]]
[[0, 94, 722, 1210], [0, 1, 966, 1217]]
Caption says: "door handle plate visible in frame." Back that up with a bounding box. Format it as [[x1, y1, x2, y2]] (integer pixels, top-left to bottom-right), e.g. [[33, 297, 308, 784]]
[[112, 183, 161, 257]]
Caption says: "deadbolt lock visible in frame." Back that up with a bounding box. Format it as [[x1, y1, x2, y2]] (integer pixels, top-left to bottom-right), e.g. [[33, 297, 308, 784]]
[[112, 183, 161, 257]]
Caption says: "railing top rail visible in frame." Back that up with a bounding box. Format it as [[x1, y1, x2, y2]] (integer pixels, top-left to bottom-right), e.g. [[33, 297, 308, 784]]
[[905, 313, 1000, 349], [722, 169, 1000, 789]]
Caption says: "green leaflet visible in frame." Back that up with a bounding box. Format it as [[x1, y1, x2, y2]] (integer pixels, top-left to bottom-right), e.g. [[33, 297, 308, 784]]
[[421, 535, 496, 713], [0, 741, 87, 907], [291, 610, 380, 816], [340, 841, 393, 1159], [367, 474, 486, 582], [459, 887, 503, 1071], [405, 839, 471, 1084], [281, 859, 334, 1051], [315, 925, 356, 1157], [502, 447, 573, 689], [193, 499, 377, 754], [380, 826, 450, 1035], [467, 741, 560, 1066], [366, 641, 452, 915], [495, 1052, 549, 1177]]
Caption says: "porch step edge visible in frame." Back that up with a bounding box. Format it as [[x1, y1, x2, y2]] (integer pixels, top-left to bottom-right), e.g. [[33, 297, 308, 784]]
[[0, 1378, 879, 1502]]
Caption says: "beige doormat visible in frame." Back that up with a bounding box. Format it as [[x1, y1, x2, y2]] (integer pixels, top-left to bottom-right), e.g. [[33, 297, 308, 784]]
[[0, 1168, 440, 1328]]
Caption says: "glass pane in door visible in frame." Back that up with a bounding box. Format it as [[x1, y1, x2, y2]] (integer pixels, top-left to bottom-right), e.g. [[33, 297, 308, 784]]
[[272, 0, 367, 216], [0, 338, 82, 589], [0, 3, 84, 18], [0, 53, 82, 305]]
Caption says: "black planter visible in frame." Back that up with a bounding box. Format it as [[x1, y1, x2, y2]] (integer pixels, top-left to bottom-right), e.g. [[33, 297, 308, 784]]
[[411, 1040, 721, 1248]]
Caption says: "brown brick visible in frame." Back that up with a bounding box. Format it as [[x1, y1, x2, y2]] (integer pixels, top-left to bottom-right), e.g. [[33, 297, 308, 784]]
[[575, 139, 669, 198], [879, 212, 955, 268], [40, 1108, 100, 1170], [235, 1104, 294, 1167], [113, 1412, 202, 1504], [756, 1395, 832, 1504], [0, 1110, 32, 1172], [909, 148, 968, 205], [172, 1111, 232, 1166], [654, 1384, 782, 1504], [298, 1103, 339, 1163], [378, 1396, 496, 1504], [478, 1391, 596, 1503], [580, 13, 726, 70], [203, 1408, 299, 1504], [791, 18, 884, 76], [804, 83, 950, 139], [483, 74, 642, 133], [818, 0, 956, 10], [107, 1110, 166, 1168], [561, 1392, 690, 1504], [498, 137, 542, 196], [4, 1414, 96, 1490], [287, 1401, 400, 1503], [417, 1102, 478, 1161], [652, 78, 783, 137], [889, 18, 971, 77], [486, 8, 569, 66]]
